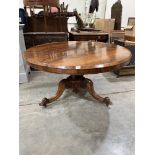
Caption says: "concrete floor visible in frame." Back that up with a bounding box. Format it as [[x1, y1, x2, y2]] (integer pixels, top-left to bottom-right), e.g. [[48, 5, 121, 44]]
[[19, 71, 135, 155]]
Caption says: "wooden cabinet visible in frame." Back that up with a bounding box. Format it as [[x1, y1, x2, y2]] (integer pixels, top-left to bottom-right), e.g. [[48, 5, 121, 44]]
[[24, 32, 68, 49], [26, 16, 68, 32]]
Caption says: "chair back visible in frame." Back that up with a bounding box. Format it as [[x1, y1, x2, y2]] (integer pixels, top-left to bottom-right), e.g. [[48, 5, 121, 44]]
[[94, 19, 115, 33]]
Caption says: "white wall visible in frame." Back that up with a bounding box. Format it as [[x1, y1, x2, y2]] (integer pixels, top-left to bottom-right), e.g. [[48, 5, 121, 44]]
[[105, 0, 135, 27], [19, 0, 24, 8]]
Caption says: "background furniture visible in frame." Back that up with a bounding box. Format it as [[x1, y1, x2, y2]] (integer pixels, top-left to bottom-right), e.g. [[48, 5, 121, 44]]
[[22, 0, 71, 72], [94, 18, 115, 42], [110, 17, 135, 43], [23, 0, 85, 32], [124, 30, 135, 42], [114, 32, 135, 76], [94, 19, 115, 34], [69, 31, 108, 42], [110, 17, 135, 76], [23, 0, 64, 32], [23, 0, 88, 49], [19, 24, 30, 83], [24, 32, 68, 49], [125, 17, 135, 30], [69, 19, 115, 42], [113, 40, 135, 76], [110, 30, 125, 42], [26, 16, 69, 32]]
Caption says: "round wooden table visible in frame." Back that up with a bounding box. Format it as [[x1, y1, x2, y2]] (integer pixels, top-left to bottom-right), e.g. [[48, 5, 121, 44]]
[[24, 41, 131, 107]]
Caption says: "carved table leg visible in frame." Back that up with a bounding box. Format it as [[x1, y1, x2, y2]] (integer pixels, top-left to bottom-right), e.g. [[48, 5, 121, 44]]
[[39, 79, 66, 107], [39, 75, 112, 107], [85, 78, 112, 107]]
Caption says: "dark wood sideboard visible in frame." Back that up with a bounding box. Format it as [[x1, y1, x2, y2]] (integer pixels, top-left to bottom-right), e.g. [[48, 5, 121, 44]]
[[26, 16, 69, 32], [69, 31, 109, 42], [24, 32, 68, 49]]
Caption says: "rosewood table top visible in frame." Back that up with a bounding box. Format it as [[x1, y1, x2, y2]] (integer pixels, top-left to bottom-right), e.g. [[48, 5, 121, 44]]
[[24, 41, 131, 75]]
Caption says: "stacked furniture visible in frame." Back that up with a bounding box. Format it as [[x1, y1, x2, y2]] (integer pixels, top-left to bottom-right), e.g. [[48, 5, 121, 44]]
[[114, 38, 135, 76], [94, 19, 115, 42], [93, 17, 135, 76], [113, 17, 135, 76], [69, 19, 116, 43], [69, 31, 109, 42], [23, 0, 74, 49], [24, 32, 68, 49], [94, 19, 115, 35]]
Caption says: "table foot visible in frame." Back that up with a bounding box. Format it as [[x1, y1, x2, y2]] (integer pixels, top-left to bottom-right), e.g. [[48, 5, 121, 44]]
[[39, 98, 50, 107], [39, 75, 112, 107], [39, 79, 66, 107]]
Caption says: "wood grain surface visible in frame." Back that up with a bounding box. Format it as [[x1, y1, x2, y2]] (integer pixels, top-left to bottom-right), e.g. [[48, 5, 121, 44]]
[[24, 41, 131, 75]]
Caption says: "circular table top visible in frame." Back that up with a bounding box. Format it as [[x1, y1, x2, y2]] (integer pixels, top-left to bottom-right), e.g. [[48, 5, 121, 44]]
[[24, 41, 131, 75]]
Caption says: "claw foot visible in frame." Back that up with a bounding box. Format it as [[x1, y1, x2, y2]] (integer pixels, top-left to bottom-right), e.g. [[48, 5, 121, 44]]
[[103, 97, 112, 107], [39, 98, 50, 107]]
